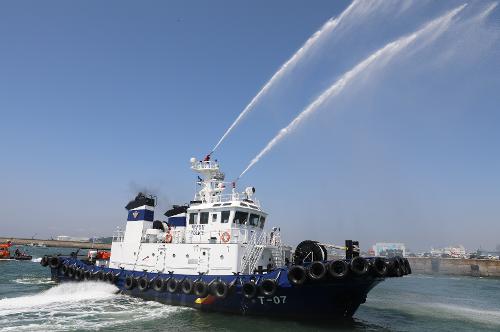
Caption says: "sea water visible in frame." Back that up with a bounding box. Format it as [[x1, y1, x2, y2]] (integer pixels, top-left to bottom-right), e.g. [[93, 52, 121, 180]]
[[1, 246, 500, 332]]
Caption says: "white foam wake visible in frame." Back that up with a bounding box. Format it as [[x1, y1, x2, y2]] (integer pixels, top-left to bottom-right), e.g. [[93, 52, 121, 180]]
[[0, 282, 186, 331], [0, 282, 117, 312], [210, 0, 364, 153], [238, 4, 467, 179]]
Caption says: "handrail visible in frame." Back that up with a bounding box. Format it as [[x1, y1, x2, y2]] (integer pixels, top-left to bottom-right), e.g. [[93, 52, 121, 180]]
[[191, 160, 220, 170], [137, 228, 267, 245], [112, 230, 125, 242], [193, 193, 261, 207]]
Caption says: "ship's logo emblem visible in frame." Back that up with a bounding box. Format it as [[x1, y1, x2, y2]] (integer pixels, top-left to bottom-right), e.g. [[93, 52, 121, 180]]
[[132, 211, 139, 219]]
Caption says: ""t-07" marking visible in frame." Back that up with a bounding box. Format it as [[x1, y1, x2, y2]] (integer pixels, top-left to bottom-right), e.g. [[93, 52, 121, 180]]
[[257, 296, 287, 304]]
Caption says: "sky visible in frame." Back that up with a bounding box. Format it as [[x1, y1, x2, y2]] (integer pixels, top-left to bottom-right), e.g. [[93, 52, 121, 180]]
[[1, 0, 499, 252]]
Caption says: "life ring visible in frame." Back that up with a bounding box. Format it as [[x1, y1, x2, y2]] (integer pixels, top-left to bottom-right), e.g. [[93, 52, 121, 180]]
[[165, 232, 173, 243], [220, 231, 230, 243]]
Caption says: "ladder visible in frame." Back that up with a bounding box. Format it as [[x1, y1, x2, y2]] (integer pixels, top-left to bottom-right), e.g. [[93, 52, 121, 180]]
[[271, 231, 284, 267], [240, 232, 266, 274]]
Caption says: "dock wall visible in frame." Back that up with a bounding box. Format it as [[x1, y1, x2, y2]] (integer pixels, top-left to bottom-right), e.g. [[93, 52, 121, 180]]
[[0, 237, 111, 250], [407, 257, 500, 277]]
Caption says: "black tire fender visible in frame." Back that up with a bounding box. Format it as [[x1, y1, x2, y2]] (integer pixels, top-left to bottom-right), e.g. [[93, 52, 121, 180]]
[[371, 257, 388, 277], [404, 258, 412, 274], [138, 277, 149, 292], [124, 275, 136, 290], [40, 256, 49, 267], [152, 277, 166, 292], [259, 279, 278, 297], [49, 256, 61, 269], [328, 260, 349, 279], [181, 279, 193, 294], [287, 265, 307, 286], [75, 268, 84, 280], [308, 261, 327, 281], [67, 266, 76, 278], [167, 278, 179, 293], [211, 281, 229, 298], [194, 280, 209, 297], [350, 257, 369, 276], [242, 281, 257, 299]]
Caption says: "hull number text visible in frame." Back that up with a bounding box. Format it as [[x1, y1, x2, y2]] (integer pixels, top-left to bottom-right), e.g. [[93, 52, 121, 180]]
[[257, 296, 287, 304]]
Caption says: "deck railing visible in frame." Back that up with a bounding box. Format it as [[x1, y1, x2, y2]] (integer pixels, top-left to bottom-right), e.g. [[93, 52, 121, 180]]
[[112, 230, 125, 242], [193, 193, 261, 207]]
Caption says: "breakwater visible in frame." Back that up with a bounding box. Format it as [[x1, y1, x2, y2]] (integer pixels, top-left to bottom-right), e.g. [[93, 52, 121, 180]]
[[0, 237, 111, 250], [407, 257, 500, 278]]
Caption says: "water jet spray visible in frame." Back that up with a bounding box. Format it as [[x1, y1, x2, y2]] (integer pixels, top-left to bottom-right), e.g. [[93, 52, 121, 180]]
[[238, 3, 468, 179], [209, 0, 363, 155]]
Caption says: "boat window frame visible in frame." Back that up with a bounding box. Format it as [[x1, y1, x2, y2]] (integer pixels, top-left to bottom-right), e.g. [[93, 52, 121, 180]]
[[189, 213, 198, 225], [200, 212, 209, 224], [249, 213, 260, 227], [221, 210, 231, 224], [233, 210, 249, 225]]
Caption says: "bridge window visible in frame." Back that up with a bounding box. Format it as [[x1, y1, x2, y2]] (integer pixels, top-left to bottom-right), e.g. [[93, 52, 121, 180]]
[[249, 214, 260, 226], [200, 212, 209, 224], [259, 216, 266, 229], [234, 211, 248, 225], [221, 211, 230, 223], [189, 213, 198, 225], [212, 213, 218, 222]]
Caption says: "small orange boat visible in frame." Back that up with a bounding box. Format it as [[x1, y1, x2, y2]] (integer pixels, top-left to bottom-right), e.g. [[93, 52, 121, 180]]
[[0, 241, 12, 259], [0, 241, 32, 260]]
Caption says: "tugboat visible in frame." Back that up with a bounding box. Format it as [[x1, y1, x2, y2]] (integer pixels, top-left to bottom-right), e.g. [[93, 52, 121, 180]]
[[41, 157, 411, 319]]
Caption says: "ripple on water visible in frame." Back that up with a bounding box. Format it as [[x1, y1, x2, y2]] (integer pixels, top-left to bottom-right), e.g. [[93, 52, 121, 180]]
[[364, 298, 500, 329], [13, 277, 54, 285]]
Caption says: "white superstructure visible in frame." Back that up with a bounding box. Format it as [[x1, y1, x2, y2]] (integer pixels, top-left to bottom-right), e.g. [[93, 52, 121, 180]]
[[109, 156, 291, 275]]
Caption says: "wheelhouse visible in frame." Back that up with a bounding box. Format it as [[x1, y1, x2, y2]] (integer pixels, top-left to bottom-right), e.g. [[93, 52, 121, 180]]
[[186, 204, 266, 229]]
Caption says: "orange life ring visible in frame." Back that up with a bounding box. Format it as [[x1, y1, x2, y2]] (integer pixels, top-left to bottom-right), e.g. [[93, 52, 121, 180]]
[[96, 251, 111, 260], [220, 231, 230, 243], [165, 232, 173, 243]]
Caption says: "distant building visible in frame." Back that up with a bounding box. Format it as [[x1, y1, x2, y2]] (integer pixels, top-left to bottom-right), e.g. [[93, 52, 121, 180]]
[[474, 249, 500, 259], [430, 245, 466, 258], [56, 235, 90, 242], [372, 243, 406, 257]]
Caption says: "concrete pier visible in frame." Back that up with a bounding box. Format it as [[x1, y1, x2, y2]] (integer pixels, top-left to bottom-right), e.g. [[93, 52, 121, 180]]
[[407, 257, 500, 277], [0, 237, 111, 250]]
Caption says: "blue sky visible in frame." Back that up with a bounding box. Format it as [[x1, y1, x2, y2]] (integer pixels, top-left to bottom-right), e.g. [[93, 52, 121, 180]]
[[1, 0, 499, 251]]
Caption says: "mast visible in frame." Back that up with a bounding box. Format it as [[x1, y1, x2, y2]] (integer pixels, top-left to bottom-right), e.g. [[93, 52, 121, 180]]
[[190, 155, 228, 203]]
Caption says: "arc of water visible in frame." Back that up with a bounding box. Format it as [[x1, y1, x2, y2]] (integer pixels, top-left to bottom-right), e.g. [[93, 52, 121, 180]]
[[237, 4, 468, 180], [210, 0, 362, 154]]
